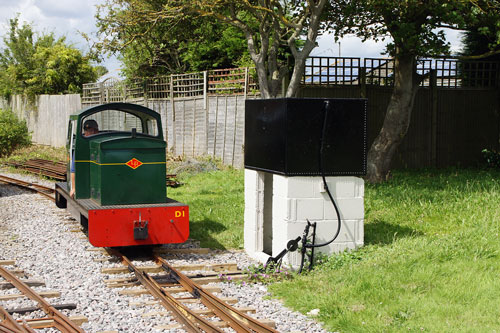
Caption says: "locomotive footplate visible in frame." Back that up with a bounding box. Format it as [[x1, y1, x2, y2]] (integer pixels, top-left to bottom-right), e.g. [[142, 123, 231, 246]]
[[55, 182, 189, 247]]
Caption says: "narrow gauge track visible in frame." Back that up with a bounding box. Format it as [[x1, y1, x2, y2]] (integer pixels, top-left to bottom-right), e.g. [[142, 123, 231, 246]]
[[3, 159, 66, 181], [0, 262, 84, 333], [0, 175, 55, 202], [109, 249, 278, 333]]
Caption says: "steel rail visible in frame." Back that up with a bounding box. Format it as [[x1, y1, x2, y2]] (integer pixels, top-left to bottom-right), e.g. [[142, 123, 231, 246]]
[[0, 306, 31, 333], [110, 250, 222, 333], [0, 265, 83, 333], [0, 175, 55, 201], [155, 255, 278, 333], [3, 159, 66, 181]]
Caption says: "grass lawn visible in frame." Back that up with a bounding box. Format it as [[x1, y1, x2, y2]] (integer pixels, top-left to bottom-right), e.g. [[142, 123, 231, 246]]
[[269, 168, 500, 332], [167, 168, 245, 249]]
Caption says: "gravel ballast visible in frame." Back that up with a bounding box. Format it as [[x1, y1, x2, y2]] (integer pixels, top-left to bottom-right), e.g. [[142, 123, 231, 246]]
[[0, 169, 329, 332]]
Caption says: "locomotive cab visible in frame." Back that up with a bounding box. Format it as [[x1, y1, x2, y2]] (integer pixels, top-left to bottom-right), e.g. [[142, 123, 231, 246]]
[[55, 103, 189, 247]]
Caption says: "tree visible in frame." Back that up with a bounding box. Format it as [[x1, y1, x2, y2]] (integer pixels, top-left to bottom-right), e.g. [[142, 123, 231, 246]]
[[0, 17, 101, 98], [93, 0, 327, 98], [328, 0, 499, 183], [460, 2, 500, 60], [93, 0, 251, 78]]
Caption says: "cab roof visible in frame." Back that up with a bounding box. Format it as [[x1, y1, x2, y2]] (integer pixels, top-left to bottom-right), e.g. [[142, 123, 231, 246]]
[[70, 103, 161, 122]]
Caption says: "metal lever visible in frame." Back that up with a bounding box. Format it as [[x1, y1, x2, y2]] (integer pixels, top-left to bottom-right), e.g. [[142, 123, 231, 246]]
[[265, 236, 301, 267]]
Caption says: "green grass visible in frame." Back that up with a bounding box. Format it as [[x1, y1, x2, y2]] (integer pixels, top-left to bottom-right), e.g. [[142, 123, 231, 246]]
[[269, 168, 500, 332], [167, 168, 244, 249]]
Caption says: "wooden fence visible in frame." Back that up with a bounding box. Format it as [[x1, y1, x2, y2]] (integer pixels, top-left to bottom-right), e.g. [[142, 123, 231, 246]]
[[80, 57, 500, 169], [300, 57, 500, 168]]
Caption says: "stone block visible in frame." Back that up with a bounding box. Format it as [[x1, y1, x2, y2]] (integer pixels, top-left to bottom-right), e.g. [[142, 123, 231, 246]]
[[324, 197, 364, 220], [285, 177, 316, 198], [320, 177, 356, 198], [295, 198, 324, 221]]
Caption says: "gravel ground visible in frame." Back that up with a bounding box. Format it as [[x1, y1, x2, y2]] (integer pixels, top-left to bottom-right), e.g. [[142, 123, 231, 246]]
[[0, 169, 330, 333]]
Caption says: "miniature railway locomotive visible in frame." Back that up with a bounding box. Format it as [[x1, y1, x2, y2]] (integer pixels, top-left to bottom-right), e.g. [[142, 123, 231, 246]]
[[54, 103, 189, 247]]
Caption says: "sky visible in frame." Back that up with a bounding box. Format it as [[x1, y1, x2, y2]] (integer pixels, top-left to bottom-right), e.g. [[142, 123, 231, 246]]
[[0, 1, 464, 79]]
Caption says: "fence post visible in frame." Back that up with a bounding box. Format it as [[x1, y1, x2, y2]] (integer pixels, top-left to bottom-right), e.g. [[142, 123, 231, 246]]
[[122, 84, 126, 102], [244, 67, 249, 99], [143, 78, 148, 107], [359, 67, 366, 98], [430, 69, 438, 167], [203, 71, 208, 110], [99, 82, 104, 104], [170, 74, 176, 155]]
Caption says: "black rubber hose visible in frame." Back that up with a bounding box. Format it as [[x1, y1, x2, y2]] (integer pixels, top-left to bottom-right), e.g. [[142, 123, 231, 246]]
[[305, 100, 342, 249]]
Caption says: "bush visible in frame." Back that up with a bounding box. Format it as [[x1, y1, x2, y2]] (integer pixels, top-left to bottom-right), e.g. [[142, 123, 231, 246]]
[[0, 109, 31, 157], [482, 149, 500, 168]]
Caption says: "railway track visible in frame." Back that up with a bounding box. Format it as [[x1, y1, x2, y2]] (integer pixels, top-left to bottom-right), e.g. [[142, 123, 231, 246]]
[[3, 159, 67, 181], [103, 248, 278, 332], [0, 260, 86, 332], [0, 174, 283, 331], [0, 175, 55, 201]]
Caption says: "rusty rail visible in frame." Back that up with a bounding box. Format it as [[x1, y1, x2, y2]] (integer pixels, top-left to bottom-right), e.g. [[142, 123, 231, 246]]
[[0, 306, 34, 333], [3, 159, 66, 181], [110, 249, 277, 332], [156, 255, 278, 333], [0, 265, 84, 333], [0, 175, 55, 201]]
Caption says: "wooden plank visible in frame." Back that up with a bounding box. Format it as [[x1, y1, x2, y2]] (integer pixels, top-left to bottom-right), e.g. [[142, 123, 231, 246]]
[[93, 258, 112, 263], [119, 285, 221, 296], [0, 280, 45, 290], [153, 247, 210, 255], [143, 306, 256, 317], [0, 291, 60, 301], [173, 263, 237, 272], [6, 303, 76, 315], [105, 274, 245, 288], [0, 260, 15, 266], [101, 265, 162, 274], [129, 297, 238, 307], [3, 269, 24, 277], [190, 274, 246, 284], [22, 315, 87, 329]]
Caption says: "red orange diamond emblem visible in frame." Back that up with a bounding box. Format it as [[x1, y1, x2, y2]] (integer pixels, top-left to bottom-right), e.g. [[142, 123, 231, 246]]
[[126, 158, 143, 169]]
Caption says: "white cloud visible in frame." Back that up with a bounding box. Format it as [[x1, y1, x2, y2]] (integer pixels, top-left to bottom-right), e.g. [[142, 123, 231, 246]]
[[313, 30, 464, 59]]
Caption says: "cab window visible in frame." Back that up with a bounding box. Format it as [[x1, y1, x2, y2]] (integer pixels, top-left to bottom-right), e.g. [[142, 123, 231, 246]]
[[80, 110, 159, 137]]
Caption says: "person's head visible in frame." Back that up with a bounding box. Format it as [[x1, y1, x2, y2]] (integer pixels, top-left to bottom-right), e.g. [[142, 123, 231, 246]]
[[83, 119, 98, 136]]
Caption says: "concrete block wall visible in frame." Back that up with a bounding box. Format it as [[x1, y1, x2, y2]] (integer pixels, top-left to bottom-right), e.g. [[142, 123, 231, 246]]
[[244, 169, 364, 267]]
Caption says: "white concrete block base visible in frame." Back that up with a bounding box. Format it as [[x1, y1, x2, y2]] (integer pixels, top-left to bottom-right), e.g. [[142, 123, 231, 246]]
[[244, 169, 364, 267]]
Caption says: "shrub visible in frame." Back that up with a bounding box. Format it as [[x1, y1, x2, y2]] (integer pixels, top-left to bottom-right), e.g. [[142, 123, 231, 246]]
[[482, 149, 500, 168], [0, 109, 31, 157]]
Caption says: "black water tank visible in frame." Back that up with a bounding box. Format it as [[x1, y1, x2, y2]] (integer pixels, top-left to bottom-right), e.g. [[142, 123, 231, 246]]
[[245, 98, 367, 176]]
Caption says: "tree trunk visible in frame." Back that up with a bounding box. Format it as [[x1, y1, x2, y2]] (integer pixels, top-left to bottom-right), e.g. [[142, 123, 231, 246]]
[[365, 52, 420, 183]]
